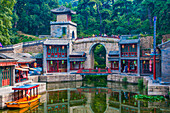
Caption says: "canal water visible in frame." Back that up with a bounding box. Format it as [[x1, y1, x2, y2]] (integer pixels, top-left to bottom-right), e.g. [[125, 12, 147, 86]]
[[1, 81, 170, 113]]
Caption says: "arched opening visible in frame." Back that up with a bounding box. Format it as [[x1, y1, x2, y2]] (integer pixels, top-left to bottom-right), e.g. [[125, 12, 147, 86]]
[[72, 31, 75, 39], [89, 43, 106, 69]]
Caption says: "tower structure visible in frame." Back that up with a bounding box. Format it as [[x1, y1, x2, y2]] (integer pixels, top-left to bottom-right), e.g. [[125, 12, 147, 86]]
[[50, 6, 77, 39]]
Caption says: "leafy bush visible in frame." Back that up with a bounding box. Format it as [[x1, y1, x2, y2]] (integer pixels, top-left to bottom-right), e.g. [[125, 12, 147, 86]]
[[134, 95, 165, 102], [122, 77, 127, 83], [138, 79, 144, 88]]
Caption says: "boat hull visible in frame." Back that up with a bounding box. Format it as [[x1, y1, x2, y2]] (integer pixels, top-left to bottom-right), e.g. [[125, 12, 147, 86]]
[[5, 95, 41, 109]]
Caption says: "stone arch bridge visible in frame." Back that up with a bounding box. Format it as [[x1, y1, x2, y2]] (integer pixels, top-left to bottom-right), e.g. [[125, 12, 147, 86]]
[[72, 37, 119, 69]]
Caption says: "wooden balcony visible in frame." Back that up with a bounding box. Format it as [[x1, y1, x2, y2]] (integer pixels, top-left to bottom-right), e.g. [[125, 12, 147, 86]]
[[121, 52, 137, 57], [47, 53, 67, 58]]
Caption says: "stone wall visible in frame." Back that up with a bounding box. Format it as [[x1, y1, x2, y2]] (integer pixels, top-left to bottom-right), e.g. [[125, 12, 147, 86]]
[[46, 81, 83, 90], [140, 36, 153, 49], [107, 74, 148, 85], [107, 82, 139, 93], [23, 44, 43, 53], [28, 75, 39, 83], [57, 14, 67, 22], [148, 85, 170, 95], [39, 74, 82, 82], [0, 40, 44, 53], [161, 46, 170, 82]]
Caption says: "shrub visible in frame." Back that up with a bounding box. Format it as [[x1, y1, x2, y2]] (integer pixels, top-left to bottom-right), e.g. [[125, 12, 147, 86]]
[[122, 77, 127, 83], [138, 79, 144, 88]]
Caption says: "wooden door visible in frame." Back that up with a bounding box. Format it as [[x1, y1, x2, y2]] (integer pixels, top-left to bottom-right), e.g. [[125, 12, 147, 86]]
[[2, 68, 10, 86]]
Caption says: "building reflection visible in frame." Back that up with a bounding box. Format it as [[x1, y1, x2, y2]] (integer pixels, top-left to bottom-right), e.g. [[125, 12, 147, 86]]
[[44, 87, 169, 113]]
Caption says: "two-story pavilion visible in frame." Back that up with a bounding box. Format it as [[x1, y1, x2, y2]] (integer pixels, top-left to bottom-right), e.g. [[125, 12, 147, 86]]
[[119, 39, 140, 75], [108, 36, 161, 76]]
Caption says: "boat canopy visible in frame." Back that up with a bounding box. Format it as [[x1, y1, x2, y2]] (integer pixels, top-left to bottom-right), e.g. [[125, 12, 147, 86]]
[[12, 84, 39, 90]]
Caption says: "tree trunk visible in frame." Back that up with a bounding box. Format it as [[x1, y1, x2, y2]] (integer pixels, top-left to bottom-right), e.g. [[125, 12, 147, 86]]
[[86, 16, 88, 29], [148, 7, 152, 28], [96, 4, 102, 35]]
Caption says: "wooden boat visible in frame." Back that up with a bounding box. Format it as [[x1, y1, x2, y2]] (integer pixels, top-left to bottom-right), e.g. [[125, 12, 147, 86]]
[[5, 84, 41, 109], [7, 103, 39, 113]]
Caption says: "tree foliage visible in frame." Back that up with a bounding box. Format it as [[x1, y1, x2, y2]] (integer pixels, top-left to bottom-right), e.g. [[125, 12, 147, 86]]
[[0, 0, 16, 45], [75, 0, 170, 37], [0, 0, 169, 45], [15, 0, 59, 36]]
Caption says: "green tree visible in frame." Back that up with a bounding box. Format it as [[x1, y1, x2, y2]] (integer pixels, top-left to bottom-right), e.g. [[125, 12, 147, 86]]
[[0, 0, 16, 45]]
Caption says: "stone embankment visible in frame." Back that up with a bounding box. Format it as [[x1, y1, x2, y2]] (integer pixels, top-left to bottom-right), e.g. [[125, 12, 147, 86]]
[[39, 74, 82, 82]]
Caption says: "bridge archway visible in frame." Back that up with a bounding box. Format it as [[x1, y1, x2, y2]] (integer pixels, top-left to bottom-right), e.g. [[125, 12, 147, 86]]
[[89, 43, 107, 69], [72, 37, 119, 69]]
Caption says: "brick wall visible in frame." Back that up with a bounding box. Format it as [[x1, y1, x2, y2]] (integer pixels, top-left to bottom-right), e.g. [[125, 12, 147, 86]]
[[161, 46, 170, 82], [23, 44, 43, 53], [57, 14, 67, 22], [140, 36, 153, 49]]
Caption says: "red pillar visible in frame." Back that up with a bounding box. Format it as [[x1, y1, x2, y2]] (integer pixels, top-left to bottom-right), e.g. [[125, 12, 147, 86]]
[[111, 62, 113, 70], [70, 62, 72, 70], [57, 61, 59, 72], [79, 62, 81, 69], [26, 71, 28, 80], [128, 60, 130, 72], [19, 71, 21, 82], [153, 55, 156, 80]]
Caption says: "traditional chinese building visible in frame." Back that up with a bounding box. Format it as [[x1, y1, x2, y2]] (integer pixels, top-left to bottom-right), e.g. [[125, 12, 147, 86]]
[[108, 36, 161, 76], [0, 54, 17, 87], [0, 53, 35, 83], [158, 40, 170, 83], [43, 6, 86, 74]]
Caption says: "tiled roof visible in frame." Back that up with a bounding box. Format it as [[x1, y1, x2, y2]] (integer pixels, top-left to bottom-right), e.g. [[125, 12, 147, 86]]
[[32, 53, 43, 59], [158, 40, 170, 49], [51, 6, 76, 14], [108, 51, 119, 56], [44, 39, 69, 45], [0, 53, 35, 63], [119, 39, 140, 44], [69, 52, 86, 57]]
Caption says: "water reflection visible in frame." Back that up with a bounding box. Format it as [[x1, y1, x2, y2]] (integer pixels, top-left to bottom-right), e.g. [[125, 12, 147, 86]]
[[2, 81, 170, 113], [44, 81, 170, 113]]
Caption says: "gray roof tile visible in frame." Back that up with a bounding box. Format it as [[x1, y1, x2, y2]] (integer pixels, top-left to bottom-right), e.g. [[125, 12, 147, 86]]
[[51, 6, 76, 14], [119, 39, 140, 44], [0, 53, 35, 63], [44, 39, 69, 45]]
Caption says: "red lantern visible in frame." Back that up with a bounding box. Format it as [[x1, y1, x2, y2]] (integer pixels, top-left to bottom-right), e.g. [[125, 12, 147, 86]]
[[34, 62, 37, 68], [62, 46, 65, 50], [149, 59, 152, 72], [132, 44, 135, 48], [49, 46, 51, 49], [122, 45, 124, 48]]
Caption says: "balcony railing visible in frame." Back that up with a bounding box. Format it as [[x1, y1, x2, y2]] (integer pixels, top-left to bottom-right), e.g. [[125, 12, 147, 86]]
[[77, 68, 112, 74], [121, 52, 137, 57], [47, 53, 67, 58]]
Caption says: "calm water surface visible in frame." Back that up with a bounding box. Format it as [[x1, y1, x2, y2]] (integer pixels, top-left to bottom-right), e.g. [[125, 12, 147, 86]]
[[1, 81, 170, 113]]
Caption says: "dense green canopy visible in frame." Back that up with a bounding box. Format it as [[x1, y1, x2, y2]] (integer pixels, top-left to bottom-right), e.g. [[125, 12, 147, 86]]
[[0, 0, 169, 45], [75, 0, 170, 37], [0, 0, 16, 45]]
